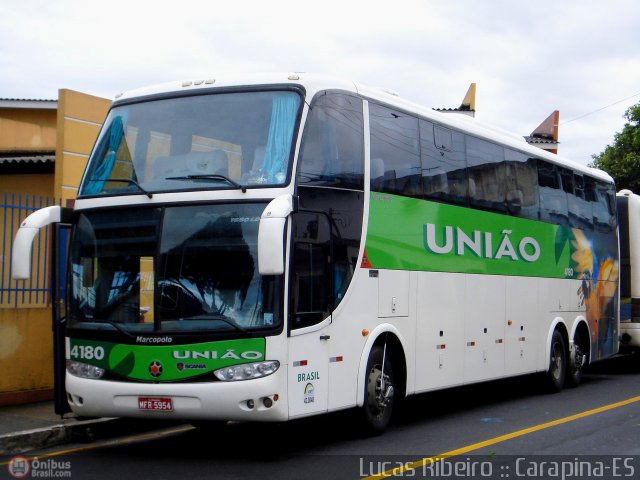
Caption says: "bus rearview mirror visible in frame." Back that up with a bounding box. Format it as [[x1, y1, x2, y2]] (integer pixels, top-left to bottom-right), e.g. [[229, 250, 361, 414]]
[[12, 206, 70, 280], [258, 194, 295, 275]]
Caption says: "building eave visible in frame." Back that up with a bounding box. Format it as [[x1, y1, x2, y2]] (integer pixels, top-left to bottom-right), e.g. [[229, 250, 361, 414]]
[[0, 99, 58, 110], [0, 151, 55, 164]]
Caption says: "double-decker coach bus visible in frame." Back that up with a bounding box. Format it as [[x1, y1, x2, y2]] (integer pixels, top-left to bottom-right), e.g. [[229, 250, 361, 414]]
[[12, 74, 619, 432]]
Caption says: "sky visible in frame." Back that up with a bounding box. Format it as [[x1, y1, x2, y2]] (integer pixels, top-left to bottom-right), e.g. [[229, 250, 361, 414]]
[[1, 0, 639, 165]]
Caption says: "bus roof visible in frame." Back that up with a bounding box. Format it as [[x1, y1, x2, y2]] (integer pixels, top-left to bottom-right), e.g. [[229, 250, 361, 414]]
[[112, 72, 613, 184]]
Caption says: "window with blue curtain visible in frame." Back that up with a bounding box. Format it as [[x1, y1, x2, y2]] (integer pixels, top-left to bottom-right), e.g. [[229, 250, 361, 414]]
[[82, 113, 128, 195], [261, 94, 299, 184]]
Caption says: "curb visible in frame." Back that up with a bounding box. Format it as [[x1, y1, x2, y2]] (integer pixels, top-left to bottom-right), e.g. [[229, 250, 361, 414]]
[[0, 418, 117, 456], [0, 418, 181, 455]]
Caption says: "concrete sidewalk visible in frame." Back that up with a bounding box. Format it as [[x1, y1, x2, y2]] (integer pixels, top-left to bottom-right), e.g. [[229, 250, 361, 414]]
[[0, 401, 178, 455], [0, 401, 113, 455]]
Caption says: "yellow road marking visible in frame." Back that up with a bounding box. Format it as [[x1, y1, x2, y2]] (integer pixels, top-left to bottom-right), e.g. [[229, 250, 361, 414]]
[[0, 424, 194, 466], [2, 395, 639, 474], [362, 395, 640, 479]]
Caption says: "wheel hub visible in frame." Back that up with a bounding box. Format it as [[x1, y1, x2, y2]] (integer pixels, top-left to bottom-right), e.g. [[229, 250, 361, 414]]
[[571, 344, 585, 373], [367, 366, 394, 413], [551, 343, 563, 380]]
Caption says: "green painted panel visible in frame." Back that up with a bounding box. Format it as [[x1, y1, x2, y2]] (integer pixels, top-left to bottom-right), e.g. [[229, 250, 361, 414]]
[[366, 192, 578, 278], [68, 338, 266, 382]]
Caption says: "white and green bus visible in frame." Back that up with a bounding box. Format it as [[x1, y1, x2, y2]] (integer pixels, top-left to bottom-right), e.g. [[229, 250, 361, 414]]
[[617, 189, 640, 354], [13, 74, 619, 432]]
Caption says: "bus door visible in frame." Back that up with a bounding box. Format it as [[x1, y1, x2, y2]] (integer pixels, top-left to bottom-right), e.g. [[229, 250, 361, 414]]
[[52, 222, 71, 415], [287, 210, 333, 417]]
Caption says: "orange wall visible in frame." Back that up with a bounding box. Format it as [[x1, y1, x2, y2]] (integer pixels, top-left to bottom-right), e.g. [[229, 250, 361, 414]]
[[0, 89, 110, 401], [55, 89, 111, 202], [0, 108, 56, 152], [0, 174, 53, 199], [0, 309, 53, 396]]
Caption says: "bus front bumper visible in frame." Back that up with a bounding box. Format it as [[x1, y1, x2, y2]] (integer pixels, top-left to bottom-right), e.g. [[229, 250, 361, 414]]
[[65, 366, 289, 422]]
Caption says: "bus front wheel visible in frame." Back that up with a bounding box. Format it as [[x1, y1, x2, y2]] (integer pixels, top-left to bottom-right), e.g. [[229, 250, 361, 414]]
[[546, 330, 567, 392], [360, 344, 395, 434]]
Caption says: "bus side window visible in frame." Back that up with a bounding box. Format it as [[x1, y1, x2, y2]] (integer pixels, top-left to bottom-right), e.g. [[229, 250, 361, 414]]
[[568, 174, 594, 231], [591, 179, 609, 232], [538, 161, 568, 225], [421, 121, 465, 205], [291, 211, 333, 329], [466, 136, 506, 213], [503, 150, 539, 220], [297, 92, 364, 190], [593, 181, 616, 233], [369, 104, 421, 197]]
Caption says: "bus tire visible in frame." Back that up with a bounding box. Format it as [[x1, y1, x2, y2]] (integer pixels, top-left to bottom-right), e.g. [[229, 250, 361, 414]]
[[566, 334, 587, 388], [360, 345, 396, 434], [546, 330, 567, 392]]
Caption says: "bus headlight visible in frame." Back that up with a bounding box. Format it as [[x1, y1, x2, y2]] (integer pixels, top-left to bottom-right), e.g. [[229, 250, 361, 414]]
[[214, 360, 280, 381], [66, 360, 105, 379]]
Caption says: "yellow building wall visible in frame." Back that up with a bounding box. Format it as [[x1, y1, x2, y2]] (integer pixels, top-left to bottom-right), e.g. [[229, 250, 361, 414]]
[[0, 173, 54, 312], [0, 89, 110, 404], [0, 184, 55, 402], [0, 174, 53, 199], [0, 309, 53, 405], [55, 89, 111, 203], [0, 108, 56, 151]]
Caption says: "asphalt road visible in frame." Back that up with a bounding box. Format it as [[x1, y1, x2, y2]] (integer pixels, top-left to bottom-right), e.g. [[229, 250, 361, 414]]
[[3, 353, 639, 480]]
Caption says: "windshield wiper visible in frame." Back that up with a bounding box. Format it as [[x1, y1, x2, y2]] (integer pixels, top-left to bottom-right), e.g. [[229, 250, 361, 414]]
[[87, 178, 153, 198], [104, 320, 137, 339], [165, 174, 247, 193], [184, 314, 250, 335]]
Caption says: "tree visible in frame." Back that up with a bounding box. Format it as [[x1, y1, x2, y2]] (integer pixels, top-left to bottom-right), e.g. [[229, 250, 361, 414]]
[[590, 103, 640, 192]]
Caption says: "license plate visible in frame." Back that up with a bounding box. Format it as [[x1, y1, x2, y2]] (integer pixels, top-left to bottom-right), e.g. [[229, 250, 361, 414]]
[[138, 397, 173, 411]]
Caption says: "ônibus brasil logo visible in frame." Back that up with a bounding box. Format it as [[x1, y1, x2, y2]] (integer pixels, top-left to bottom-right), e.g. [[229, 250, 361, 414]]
[[8, 456, 72, 478], [7, 456, 30, 478]]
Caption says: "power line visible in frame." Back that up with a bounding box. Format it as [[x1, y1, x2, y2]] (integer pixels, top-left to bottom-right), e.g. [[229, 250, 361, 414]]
[[560, 92, 640, 125]]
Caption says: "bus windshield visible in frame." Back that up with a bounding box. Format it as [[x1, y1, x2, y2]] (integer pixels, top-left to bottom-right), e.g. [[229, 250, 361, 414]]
[[68, 203, 281, 334], [79, 89, 301, 196]]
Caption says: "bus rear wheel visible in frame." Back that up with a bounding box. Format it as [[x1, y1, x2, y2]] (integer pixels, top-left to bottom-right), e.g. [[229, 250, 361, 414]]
[[566, 336, 587, 388], [360, 345, 395, 434], [546, 330, 567, 392]]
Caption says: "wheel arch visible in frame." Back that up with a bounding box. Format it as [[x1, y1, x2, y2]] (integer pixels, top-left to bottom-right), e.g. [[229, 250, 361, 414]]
[[544, 317, 569, 368], [356, 324, 408, 407], [570, 316, 592, 365]]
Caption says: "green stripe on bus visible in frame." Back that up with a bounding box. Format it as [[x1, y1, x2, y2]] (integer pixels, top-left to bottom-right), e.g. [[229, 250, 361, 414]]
[[365, 192, 603, 279], [68, 338, 266, 382]]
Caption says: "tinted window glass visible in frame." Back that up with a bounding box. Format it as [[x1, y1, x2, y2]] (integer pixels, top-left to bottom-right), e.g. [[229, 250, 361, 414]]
[[291, 211, 333, 328], [296, 188, 363, 317], [568, 174, 594, 230], [421, 121, 467, 205], [584, 176, 597, 202], [594, 181, 616, 233], [370, 104, 421, 197], [297, 92, 364, 190], [504, 150, 539, 219], [538, 161, 568, 225], [466, 136, 506, 212]]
